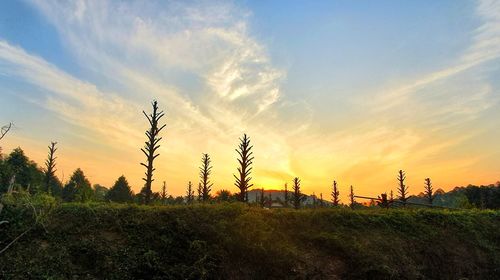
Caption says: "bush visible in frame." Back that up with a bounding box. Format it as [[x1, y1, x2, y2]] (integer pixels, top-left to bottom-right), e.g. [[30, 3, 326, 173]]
[[0, 204, 498, 279]]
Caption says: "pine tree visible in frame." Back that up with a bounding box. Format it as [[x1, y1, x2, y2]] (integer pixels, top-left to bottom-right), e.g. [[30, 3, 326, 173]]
[[424, 178, 434, 205], [62, 168, 92, 202], [390, 190, 394, 201], [44, 142, 58, 194], [292, 177, 302, 209], [105, 175, 133, 203], [349, 185, 355, 209], [234, 134, 254, 202], [199, 153, 213, 202], [320, 193, 324, 207], [141, 100, 166, 205], [397, 170, 409, 205], [186, 181, 194, 204], [331, 180, 340, 206]]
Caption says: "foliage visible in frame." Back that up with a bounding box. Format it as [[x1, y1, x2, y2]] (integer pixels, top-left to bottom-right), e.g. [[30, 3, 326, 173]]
[[0, 148, 44, 194], [0, 204, 498, 279]]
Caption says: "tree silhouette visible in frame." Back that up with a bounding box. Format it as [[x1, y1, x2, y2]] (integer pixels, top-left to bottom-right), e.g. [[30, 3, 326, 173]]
[[199, 153, 213, 202], [424, 178, 434, 205], [44, 142, 57, 194], [160, 181, 167, 205], [234, 134, 254, 202], [141, 100, 166, 205], [377, 193, 389, 208], [331, 180, 340, 206], [186, 181, 194, 204], [284, 183, 289, 207], [349, 185, 355, 209], [260, 187, 265, 207], [216, 189, 232, 202], [320, 193, 324, 207], [0, 123, 12, 141], [62, 168, 92, 202], [390, 190, 394, 201], [105, 175, 133, 203], [397, 170, 409, 205], [292, 177, 302, 209], [197, 183, 203, 202]]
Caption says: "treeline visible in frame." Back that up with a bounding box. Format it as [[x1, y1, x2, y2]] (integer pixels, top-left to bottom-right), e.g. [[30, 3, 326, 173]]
[[1, 100, 500, 210]]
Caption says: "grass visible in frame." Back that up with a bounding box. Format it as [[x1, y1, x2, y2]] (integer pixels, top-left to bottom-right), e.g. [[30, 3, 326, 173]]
[[0, 202, 499, 279]]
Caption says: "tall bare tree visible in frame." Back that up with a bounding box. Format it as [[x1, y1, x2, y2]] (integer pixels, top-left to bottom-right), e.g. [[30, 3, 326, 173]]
[[234, 134, 254, 202], [186, 181, 194, 204], [0, 123, 12, 141], [349, 185, 355, 209], [331, 180, 340, 206], [141, 100, 166, 205], [44, 142, 58, 194], [292, 177, 302, 209], [397, 170, 409, 205], [199, 153, 213, 202], [424, 178, 434, 205]]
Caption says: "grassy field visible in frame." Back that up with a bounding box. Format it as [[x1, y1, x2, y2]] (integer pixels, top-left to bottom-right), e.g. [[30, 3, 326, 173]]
[[0, 201, 499, 279]]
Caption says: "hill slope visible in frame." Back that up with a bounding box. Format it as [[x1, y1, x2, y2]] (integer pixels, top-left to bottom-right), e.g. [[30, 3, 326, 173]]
[[1, 203, 499, 279]]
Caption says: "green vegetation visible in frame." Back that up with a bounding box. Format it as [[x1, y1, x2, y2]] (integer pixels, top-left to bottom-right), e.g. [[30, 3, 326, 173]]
[[1, 199, 498, 279]]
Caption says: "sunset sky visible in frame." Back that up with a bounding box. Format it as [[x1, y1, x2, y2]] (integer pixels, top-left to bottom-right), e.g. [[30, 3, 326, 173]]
[[1, 0, 499, 199]]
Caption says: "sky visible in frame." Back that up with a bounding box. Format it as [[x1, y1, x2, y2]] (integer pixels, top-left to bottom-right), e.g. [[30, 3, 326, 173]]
[[0, 0, 499, 199]]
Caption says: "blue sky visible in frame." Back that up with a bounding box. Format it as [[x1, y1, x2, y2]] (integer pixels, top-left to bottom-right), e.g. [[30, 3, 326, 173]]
[[0, 0, 499, 197]]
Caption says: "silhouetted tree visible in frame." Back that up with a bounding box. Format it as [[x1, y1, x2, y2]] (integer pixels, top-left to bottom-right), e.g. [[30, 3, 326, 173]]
[[292, 177, 302, 209], [186, 181, 194, 204], [260, 188, 265, 207], [160, 181, 167, 205], [377, 193, 389, 208], [199, 153, 213, 202], [320, 193, 324, 207], [62, 168, 92, 202], [2, 148, 43, 194], [197, 183, 203, 202], [424, 178, 434, 205], [331, 180, 340, 206], [44, 142, 57, 194], [390, 190, 394, 201], [216, 189, 232, 202], [284, 183, 289, 207], [141, 100, 166, 205], [93, 184, 108, 202], [234, 134, 254, 202], [312, 192, 317, 207], [105, 175, 133, 203], [349, 185, 355, 209], [397, 170, 409, 205]]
